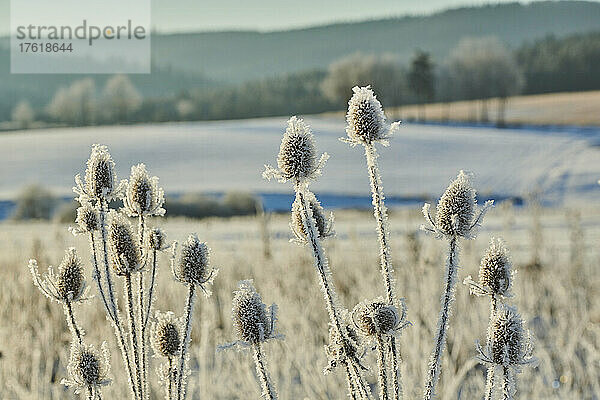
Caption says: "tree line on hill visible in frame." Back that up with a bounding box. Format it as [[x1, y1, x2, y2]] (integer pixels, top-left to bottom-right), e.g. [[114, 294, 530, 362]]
[[7, 31, 600, 129]]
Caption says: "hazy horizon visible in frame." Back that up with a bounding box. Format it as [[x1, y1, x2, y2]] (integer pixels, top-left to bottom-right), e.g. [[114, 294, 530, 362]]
[[1, 0, 598, 36]]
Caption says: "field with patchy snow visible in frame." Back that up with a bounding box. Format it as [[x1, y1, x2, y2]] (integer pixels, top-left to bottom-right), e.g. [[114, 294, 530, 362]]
[[1, 117, 599, 206]]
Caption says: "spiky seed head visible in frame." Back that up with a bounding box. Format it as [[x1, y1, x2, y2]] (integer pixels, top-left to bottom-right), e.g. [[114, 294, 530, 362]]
[[151, 311, 182, 358], [123, 163, 165, 217], [276, 116, 318, 182], [232, 280, 271, 344], [107, 212, 141, 275], [479, 238, 512, 296], [345, 86, 390, 145], [147, 227, 167, 251], [55, 248, 85, 302], [352, 299, 400, 336], [291, 192, 330, 239], [175, 234, 210, 285], [75, 203, 99, 233], [489, 305, 528, 366], [435, 170, 477, 237], [64, 342, 111, 391], [84, 144, 118, 200]]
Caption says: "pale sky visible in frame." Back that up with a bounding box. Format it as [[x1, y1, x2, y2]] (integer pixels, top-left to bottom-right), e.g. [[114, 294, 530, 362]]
[[1, 0, 598, 35]]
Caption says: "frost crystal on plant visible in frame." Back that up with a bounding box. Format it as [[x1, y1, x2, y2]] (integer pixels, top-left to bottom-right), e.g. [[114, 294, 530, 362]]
[[352, 298, 409, 337], [29, 248, 90, 304], [228, 280, 281, 346], [465, 238, 514, 298], [291, 191, 334, 242], [343, 86, 401, 146], [107, 212, 141, 275], [72, 203, 100, 234], [62, 341, 111, 395], [147, 226, 168, 251], [123, 163, 165, 217], [263, 116, 329, 184], [422, 170, 494, 239], [74, 144, 124, 203], [172, 234, 218, 292], [151, 311, 183, 358], [477, 305, 535, 368]]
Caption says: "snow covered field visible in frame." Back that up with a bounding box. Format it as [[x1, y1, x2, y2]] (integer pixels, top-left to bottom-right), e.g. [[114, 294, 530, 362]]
[[1, 116, 599, 205]]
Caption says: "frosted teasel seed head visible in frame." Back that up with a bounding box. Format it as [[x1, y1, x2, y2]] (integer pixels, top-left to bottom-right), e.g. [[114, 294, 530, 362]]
[[351, 297, 409, 337], [171, 234, 218, 294], [263, 116, 329, 185], [341, 86, 401, 147], [74, 144, 125, 204], [151, 311, 183, 358], [147, 226, 169, 251], [62, 341, 111, 394], [290, 191, 334, 243], [464, 238, 514, 298], [218, 280, 282, 351], [70, 203, 100, 235], [107, 212, 142, 275], [421, 170, 494, 240], [123, 163, 166, 217], [476, 305, 535, 368], [29, 248, 91, 304]]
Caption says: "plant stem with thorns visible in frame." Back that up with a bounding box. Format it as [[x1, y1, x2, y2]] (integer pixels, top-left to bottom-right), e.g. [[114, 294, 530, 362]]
[[252, 343, 277, 400], [176, 284, 196, 400]]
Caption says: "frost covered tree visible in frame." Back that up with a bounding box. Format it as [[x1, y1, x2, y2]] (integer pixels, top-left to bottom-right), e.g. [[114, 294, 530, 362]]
[[446, 37, 524, 125], [102, 75, 142, 123], [12, 100, 35, 129], [321, 52, 406, 107], [408, 50, 435, 121], [46, 78, 96, 126]]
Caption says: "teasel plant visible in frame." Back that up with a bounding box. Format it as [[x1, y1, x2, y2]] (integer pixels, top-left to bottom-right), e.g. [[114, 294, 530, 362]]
[[263, 116, 372, 399], [341, 85, 405, 400], [351, 298, 410, 400], [171, 233, 219, 400], [62, 341, 112, 400], [122, 163, 166, 400], [72, 144, 139, 399], [218, 280, 283, 400], [475, 305, 536, 400], [151, 311, 184, 400], [420, 170, 494, 400], [29, 248, 92, 345], [107, 211, 145, 399]]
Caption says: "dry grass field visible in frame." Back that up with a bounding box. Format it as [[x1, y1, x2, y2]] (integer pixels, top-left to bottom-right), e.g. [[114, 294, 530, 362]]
[[389, 91, 600, 126], [0, 205, 598, 399]]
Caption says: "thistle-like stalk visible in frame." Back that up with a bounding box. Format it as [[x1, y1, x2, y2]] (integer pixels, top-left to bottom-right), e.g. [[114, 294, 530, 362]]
[[125, 273, 143, 400], [137, 215, 148, 400], [263, 117, 370, 399], [218, 280, 282, 400], [177, 284, 196, 400], [421, 171, 493, 400], [253, 343, 277, 400], [342, 86, 403, 400]]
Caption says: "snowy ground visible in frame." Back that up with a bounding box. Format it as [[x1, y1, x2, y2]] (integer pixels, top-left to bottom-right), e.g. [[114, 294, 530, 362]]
[[0, 116, 599, 205]]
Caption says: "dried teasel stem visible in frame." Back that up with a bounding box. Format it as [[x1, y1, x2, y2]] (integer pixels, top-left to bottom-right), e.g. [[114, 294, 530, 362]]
[[252, 343, 277, 400], [65, 301, 83, 344], [125, 273, 143, 400], [89, 231, 113, 322], [176, 284, 196, 400], [376, 334, 389, 400], [296, 188, 371, 399], [423, 236, 459, 400], [484, 365, 496, 400], [168, 357, 174, 400], [137, 215, 148, 400]]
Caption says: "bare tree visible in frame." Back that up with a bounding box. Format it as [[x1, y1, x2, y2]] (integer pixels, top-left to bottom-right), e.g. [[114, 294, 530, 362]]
[[102, 75, 142, 123], [321, 52, 405, 107], [12, 100, 35, 129], [446, 36, 524, 125]]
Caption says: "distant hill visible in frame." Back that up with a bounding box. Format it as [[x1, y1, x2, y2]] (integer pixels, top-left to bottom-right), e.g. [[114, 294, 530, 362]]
[[152, 1, 600, 82]]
